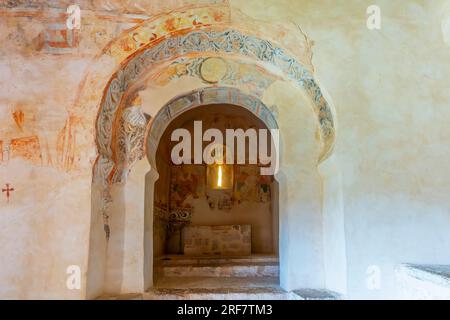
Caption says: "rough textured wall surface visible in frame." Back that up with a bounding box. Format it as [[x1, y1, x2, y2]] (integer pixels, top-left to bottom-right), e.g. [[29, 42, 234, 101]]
[[234, 0, 450, 298]]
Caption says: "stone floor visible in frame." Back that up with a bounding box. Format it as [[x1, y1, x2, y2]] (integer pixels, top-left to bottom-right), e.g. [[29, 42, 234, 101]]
[[405, 264, 450, 283], [99, 287, 341, 300], [395, 263, 450, 299], [145, 286, 291, 300], [98, 255, 341, 300], [154, 276, 280, 289], [150, 254, 282, 299], [155, 254, 279, 265], [155, 254, 279, 278]]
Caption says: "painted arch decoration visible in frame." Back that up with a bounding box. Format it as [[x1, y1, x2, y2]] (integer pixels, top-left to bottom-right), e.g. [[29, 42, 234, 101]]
[[146, 86, 279, 166], [97, 28, 336, 164], [94, 86, 279, 239], [89, 6, 337, 239]]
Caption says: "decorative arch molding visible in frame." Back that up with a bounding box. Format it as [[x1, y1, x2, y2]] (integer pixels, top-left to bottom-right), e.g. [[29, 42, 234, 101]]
[[94, 86, 279, 238], [86, 4, 340, 296], [145, 86, 279, 168], [92, 24, 337, 240], [138, 55, 283, 99], [95, 28, 336, 167]]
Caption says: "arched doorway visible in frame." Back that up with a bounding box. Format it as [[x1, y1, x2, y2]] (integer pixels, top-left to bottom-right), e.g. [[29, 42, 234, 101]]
[[82, 5, 341, 297], [88, 83, 341, 298], [150, 103, 280, 291]]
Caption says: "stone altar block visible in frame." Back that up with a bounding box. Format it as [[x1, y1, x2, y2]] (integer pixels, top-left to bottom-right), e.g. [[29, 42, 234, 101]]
[[183, 225, 251, 256]]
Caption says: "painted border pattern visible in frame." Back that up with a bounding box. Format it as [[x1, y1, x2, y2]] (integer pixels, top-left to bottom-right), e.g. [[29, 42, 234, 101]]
[[97, 28, 335, 163], [146, 86, 278, 163], [94, 28, 337, 240]]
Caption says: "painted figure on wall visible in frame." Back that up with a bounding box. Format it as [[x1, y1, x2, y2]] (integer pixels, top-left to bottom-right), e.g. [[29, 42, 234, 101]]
[[235, 166, 272, 204], [0, 107, 42, 166], [170, 165, 205, 208], [235, 166, 259, 203], [259, 174, 272, 203]]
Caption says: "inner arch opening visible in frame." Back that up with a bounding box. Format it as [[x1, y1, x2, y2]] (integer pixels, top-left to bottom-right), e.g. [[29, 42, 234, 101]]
[[151, 103, 280, 289]]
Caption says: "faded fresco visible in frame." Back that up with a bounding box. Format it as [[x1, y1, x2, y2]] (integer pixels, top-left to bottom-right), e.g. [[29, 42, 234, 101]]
[[169, 164, 272, 209], [183, 225, 251, 256], [170, 165, 205, 208], [235, 166, 272, 204]]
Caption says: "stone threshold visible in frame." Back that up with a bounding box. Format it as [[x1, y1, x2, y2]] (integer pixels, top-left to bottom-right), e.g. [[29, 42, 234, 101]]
[[154, 255, 280, 278], [154, 276, 281, 289], [396, 263, 450, 288], [155, 254, 279, 265], [98, 287, 342, 300]]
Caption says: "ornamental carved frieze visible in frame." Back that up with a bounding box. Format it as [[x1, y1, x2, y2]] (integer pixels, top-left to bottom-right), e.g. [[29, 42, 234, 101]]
[[97, 29, 335, 165], [113, 106, 149, 184], [95, 28, 337, 240], [153, 56, 279, 97]]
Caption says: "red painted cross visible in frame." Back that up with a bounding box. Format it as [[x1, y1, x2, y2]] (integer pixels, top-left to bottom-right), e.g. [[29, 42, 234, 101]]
[[2, 183, 14, 202]]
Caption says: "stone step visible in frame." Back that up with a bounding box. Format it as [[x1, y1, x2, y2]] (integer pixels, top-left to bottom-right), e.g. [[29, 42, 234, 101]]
[[98, 289, 342, 301], [97, 282, 342, 300], [154, 276, 280, 289], [156, 262, 279, 278], [293, 289, 343, 300], [144, 287, 292, 300], [156, 254, 278, 265], [143, 288, 341, 300]]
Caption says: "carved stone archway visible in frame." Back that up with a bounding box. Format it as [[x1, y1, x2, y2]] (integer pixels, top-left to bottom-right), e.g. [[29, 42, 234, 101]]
[[86, 6, 340, 298], [95, 28, 335, 169], [143, 86, 280, 289], [145, 86, 278, 168], [92, 27, 337, 235]]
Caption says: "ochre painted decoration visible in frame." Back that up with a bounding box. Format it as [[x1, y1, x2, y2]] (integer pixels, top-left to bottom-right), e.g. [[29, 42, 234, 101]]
[[12, 110, 24, 131], [2, 183, 14, 202], [235, 166, 272, 204], [155, 56, 279, 97], [57, 115, 86, 172], [103, 4, 231, 63], [97, 29, 335, 169], [206, 188, 234, 211], [38, 18, 80, 54], [235, 166, 260, 203], [10, 136, 42, 165], [199, 57, 228, 83], [258, 174, 272, 203], [170, 165, 205, 208]]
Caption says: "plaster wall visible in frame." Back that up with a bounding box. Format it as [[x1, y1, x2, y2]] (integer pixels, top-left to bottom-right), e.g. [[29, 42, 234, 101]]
[[153, 154, 171, 258], [234, 0, 450, 298]]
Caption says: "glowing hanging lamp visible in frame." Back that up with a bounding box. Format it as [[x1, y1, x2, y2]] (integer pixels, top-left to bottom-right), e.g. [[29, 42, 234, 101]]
[[207, 163, 233, 190], [217, 165, 223, 188]]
